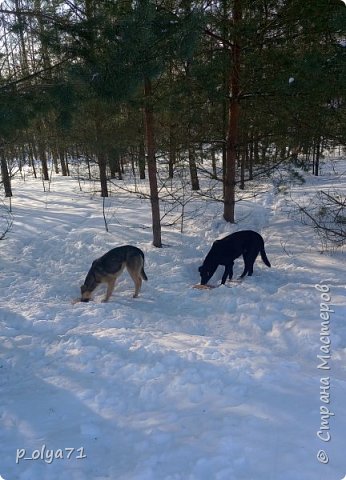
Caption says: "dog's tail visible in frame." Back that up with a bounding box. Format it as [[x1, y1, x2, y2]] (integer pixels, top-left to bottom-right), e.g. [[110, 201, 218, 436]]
[[137, 250, 148, 281], [260, 246, 271, 268], [141, 266, 148, 281]]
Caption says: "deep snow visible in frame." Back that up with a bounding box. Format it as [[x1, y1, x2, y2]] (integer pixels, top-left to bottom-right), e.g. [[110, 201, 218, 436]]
[[0, 158, 345, 480]]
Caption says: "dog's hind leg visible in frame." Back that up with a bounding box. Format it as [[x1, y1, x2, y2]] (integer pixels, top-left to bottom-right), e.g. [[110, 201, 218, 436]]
[[227, 262, 234, 281], [241, 251, 258, 278], [133, 277, 142, 298], [128, 270, 142, 298], [239, 268, 248, 278], [127, 256, 145, 297], [239, 254, 248, 278]]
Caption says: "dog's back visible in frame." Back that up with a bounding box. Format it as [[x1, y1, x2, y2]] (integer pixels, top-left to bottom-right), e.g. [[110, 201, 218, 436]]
[[212, 230, 267, 262], [94, 245, 146, 277]]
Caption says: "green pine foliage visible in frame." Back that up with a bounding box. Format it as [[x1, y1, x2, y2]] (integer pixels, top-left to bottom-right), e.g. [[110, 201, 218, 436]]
[[0, 0, 345, 202]]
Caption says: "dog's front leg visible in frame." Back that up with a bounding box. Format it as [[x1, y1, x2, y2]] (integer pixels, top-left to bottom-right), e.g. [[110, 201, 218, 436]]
[[224, 264, 234, 283], [103, 278, 116, 302], [222, 264, 233, 284]]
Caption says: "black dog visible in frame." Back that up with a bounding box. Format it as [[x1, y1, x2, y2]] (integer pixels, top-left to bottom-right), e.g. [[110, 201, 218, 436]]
[[199, 230, 271, 285]]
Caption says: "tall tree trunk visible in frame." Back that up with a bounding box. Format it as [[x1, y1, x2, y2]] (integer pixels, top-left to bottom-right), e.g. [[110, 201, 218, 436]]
[[117, 153, 123, 180], [58, 147, 68, 176], [185, 59, 200, 191], [130, 148, 136, 176], [86, 155, 92, 180], [168, 60, 175, 180], [240, 149, 245, 190], [261, 141, 268, 164], [314, 137, 321, 176], [224, 0, 242, 223], [109, 149, 122, 179], [221, 0, 229, 198], [138, 142, 146, 179], [0, 149, 12, 197], [144, 76, 162, 248], [38, 140, 49, 181], [36, 121, 49, 180], [28, 141, 37, 178], [248, 138, 253, 181], [14, 0, 30, 76], [95, 110, 108, 196], [188, 146, 199, 191], [34, 0, 52, 72], [98, 152, 108, 197], [168, 123, 176, 179], [211, 147, 217, 178], [51, 145, 59, 174]]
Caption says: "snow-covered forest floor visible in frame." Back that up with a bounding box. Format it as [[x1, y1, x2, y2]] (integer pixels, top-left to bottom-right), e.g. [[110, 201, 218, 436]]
[[1, 157, 345, 480]]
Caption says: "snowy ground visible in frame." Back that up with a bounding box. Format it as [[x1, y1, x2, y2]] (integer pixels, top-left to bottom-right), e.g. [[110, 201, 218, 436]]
[[0, 159, 345, 480]]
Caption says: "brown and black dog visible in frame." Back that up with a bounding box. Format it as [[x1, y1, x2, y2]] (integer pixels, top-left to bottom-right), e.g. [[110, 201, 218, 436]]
[[80, 245, 147, 302]]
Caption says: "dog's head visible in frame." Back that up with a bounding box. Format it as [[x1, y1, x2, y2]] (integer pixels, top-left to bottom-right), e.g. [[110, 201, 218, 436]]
[[198, 264, 217, 286], [80, 284, 92, 303]]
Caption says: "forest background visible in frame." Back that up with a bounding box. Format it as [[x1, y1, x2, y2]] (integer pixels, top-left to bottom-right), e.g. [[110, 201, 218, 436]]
[[0, 0, 346, 246]]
